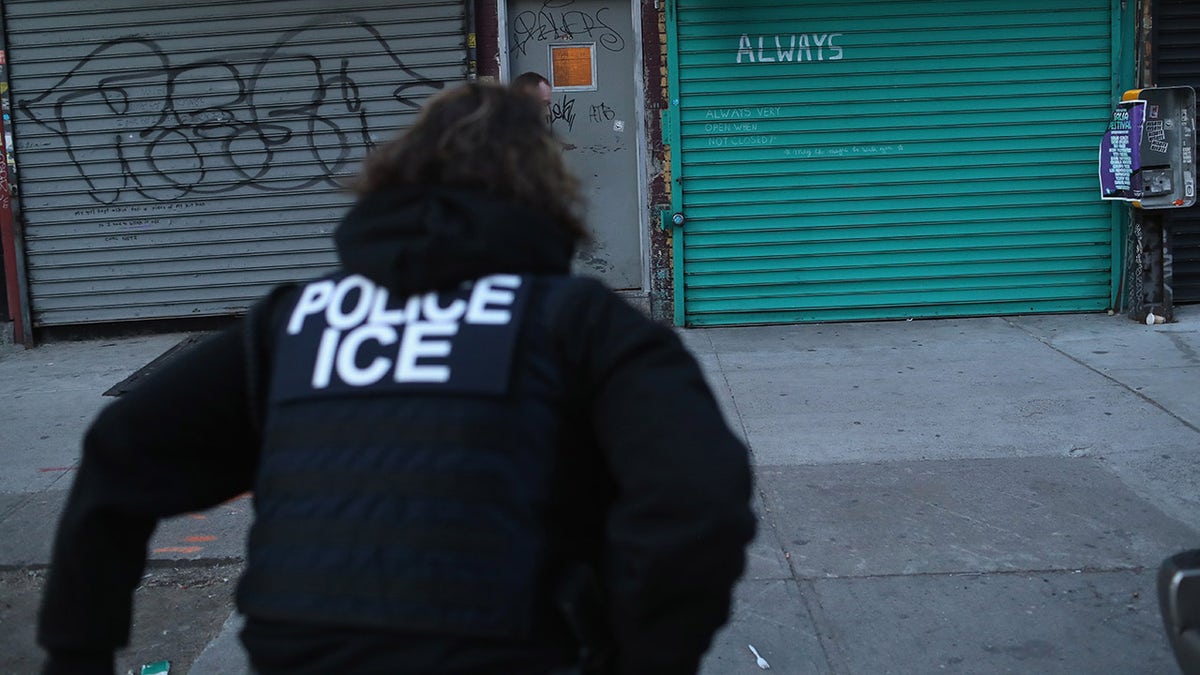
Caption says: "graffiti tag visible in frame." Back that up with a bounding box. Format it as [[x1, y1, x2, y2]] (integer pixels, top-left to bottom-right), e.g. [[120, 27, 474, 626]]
[[589, 102, 615, 123], [512, 0, 625, 56], [549, 95, 577, 131], [17, 16, 444, 205]]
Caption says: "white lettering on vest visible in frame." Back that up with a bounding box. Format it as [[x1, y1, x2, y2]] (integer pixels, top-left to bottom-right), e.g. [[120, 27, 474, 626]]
[[466, 274, 521, 324], [422, 293, 467, 323], [368, 287, 410, 325], [311, 327, 341, 388], [296, 274, 521, 389], [326, 275, 373, 330], [288, 280, 335, 335], [395, 321, 458, 383], [337, 325, 398, 386]]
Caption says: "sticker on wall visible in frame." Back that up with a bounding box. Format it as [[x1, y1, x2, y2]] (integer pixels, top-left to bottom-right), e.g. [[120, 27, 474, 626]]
[[613, 120, 624, 132], [550, 43, 597, 92]]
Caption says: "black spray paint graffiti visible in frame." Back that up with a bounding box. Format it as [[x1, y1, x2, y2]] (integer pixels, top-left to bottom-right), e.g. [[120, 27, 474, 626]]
[[589, 102, 615, 123], [549, 95, 577, 131], [512, 0, 626, 56], [18, 17, 443, 205]]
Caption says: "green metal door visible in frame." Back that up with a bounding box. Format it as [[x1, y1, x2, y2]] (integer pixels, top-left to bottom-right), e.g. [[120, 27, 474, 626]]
[[668, 0, 1124, 326]]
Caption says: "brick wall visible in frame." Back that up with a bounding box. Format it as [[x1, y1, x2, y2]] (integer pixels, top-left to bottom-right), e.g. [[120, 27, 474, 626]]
[[475, 0, 500, 80], [642, 0, 674, 322]]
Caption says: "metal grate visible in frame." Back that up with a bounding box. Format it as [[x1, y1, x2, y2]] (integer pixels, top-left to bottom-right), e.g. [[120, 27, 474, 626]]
[[5, 0, 466, 326], [1156, 0, 1200, 303]]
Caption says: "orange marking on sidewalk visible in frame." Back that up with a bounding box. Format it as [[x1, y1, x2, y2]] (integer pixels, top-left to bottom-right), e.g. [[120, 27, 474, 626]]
[[183, 535, 217, 543], [37, 467, 75, 473], [188, 514, 207, 520], [153, 546, 203, 554]]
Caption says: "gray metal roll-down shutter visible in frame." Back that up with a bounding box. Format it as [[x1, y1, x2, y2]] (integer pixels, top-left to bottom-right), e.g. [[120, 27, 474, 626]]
[[5, 0, 466, 326]]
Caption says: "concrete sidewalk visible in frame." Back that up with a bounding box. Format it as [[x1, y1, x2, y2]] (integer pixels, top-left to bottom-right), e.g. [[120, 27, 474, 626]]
[[2, 307, 1198, 674]]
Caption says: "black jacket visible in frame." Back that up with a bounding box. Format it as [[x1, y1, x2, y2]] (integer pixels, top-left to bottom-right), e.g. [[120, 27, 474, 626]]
[[38, 188, 756, 675]]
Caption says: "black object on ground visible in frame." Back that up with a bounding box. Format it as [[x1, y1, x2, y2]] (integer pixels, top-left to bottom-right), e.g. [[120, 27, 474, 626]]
[[104, 335, 206, 397]]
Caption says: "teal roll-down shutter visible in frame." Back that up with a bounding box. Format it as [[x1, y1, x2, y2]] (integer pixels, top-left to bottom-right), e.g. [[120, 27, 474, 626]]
[[673, 0, 1116, 325]]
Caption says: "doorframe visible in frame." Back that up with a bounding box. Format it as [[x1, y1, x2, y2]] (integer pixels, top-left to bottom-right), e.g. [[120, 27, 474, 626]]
[[496, 0, 510, 82], [0, 2, 29, 345], [498, 0, 651, 295], [664, 0, 685, 325]]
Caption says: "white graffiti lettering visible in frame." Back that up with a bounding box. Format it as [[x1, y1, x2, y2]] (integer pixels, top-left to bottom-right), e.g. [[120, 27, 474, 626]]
[[737, 33, 844, 64]]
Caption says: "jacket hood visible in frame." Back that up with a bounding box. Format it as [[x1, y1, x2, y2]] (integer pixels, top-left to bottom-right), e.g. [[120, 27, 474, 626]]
[[334, 187, 576, 296]]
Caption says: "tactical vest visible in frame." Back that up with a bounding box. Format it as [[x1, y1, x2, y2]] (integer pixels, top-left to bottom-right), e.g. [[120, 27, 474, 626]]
[[237, 272, 568, 639]]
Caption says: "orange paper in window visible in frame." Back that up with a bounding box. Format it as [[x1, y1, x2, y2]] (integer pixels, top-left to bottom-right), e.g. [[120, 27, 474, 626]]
[[551, 46, 593, 88]]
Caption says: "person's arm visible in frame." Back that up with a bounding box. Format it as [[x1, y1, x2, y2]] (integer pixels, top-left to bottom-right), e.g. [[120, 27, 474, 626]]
[[552, 279, 756, 675], [37, 322, 263, 674]]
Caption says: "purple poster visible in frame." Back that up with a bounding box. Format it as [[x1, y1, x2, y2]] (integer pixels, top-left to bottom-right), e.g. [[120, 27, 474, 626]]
[[1100, 100, 1144, 201]]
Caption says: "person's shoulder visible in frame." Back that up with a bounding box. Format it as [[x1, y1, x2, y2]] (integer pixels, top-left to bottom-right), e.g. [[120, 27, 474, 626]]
[[539, 275, 682, 360], [541, 274, 653, 325], [248, 282, 303, 327], [538, 273, 608, 296]]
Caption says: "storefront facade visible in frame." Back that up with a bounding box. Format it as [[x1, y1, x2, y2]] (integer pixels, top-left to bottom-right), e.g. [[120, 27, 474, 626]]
[[0, 1, 1157, 339]]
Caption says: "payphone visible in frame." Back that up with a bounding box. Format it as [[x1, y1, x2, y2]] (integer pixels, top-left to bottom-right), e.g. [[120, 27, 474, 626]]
[[1100, 86, 1196, 209]]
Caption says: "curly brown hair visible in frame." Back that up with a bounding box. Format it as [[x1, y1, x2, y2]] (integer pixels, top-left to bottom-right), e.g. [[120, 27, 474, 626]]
[[351, 82, 588, 243]]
